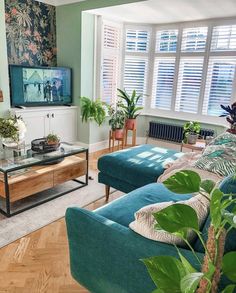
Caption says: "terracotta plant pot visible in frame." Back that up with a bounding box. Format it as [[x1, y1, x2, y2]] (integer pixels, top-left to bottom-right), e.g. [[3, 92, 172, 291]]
[[114, 128, 124, 139], [125, 118, 136, 130]]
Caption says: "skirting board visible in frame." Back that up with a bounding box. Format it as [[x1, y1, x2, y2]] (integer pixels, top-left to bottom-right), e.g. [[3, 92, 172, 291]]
[[76, 136, 182, 153]]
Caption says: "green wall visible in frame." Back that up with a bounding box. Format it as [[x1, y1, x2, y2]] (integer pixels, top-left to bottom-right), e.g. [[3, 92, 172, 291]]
[[0, 0, 10, 117]]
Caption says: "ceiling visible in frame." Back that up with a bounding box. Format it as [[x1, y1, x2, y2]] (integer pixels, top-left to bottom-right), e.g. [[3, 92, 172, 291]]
[[88, 0, 236, 24], [37, 0, 86, 6]]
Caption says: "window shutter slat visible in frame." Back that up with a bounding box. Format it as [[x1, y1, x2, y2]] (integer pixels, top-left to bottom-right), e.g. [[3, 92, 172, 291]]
[[101, 23, 121, 104], [126, 29, 150, 52], [123, 56, 148, 105], [152, 58, 176, 110], [156, 30, 178, 52], [176, 58, 204, 114], [202, 57, 236, 116], [211, 25, 236, 51], [181, 27, 208, 52]]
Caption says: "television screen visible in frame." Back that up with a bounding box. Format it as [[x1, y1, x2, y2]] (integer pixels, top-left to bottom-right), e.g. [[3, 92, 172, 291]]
[[9, 65, 72, 106]]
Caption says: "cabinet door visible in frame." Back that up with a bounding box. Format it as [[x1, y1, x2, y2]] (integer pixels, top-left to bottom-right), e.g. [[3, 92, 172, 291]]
[[49, 109, 77, 143], [19, 111, 49, 144]]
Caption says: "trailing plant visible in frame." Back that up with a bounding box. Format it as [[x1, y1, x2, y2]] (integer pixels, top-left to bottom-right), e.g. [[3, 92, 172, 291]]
[[117, 89, 143, 119], [46, 133, 60, 144], [183, 121, 201, 143], [220, 102, 236, 130], [0, 115, 26, 142], [142, 170, 236, 293], [80, 97, 107, 126], [108, 102, 126, 130]]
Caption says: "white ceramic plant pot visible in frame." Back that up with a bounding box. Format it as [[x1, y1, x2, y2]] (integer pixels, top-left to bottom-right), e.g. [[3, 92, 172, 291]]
[[187, 133, 198, 144]]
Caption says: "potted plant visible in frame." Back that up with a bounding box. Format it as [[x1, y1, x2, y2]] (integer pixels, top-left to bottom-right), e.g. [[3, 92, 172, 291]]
[[117, 89, 143, 130], [80, 97, 107, 126], [143, 170, 236, 293], [108, 102, 126, 140], [183, 121, 201, 144], [220, 102, 236, 134], [46, 133, 60, 147], [0, 115, 26, 148]]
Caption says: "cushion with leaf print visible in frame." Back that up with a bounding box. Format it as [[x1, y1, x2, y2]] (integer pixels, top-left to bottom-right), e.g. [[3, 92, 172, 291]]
[[194, 132, 236, 177]]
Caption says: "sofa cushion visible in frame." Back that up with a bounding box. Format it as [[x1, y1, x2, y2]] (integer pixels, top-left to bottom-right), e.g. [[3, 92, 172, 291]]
[[96, 183, 192, 227], [129, 194, 209, 246], [193, 174, 236, 253], [98, 145, 182, 189]]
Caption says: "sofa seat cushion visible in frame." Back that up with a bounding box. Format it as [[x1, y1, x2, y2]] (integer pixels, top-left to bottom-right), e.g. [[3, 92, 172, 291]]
[[96, 183, 192, 227], [98, 145, 182, 189]]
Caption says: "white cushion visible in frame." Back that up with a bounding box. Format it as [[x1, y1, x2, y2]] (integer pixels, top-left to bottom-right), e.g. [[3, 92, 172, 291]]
[[129, 194, 209, 246]]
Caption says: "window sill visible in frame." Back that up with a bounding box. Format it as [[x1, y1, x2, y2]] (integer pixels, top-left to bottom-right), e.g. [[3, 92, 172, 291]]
[[140, 109, 228, 128]]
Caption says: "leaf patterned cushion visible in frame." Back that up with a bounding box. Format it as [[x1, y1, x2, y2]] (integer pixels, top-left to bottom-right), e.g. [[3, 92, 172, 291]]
[[129, 194, 209, 246], [194, 132, 236, 177]]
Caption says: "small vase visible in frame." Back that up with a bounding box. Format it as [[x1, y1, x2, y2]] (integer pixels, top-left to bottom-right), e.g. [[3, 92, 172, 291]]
[[125, 119, 136, 130]]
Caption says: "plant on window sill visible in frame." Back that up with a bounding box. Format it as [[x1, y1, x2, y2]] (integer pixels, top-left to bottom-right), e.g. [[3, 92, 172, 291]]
[[142, 170, 236, 293]]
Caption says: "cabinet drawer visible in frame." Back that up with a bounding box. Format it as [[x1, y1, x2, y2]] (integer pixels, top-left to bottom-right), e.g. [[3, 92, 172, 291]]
[[53, 159, 87, 185]]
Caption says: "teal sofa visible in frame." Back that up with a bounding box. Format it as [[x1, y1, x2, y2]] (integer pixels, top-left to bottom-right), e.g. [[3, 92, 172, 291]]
[[66, 176, 236, 293], [98, 144, 183, 199]]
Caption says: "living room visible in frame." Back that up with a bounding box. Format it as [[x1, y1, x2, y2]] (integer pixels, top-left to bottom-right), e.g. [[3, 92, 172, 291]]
[[0, 0, 236, 292]]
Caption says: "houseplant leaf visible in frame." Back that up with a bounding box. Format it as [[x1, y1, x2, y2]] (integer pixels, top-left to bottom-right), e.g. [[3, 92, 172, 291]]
[[200, 180, 216, 194], [180, 272, 204, 293], [222, 210, 236, 228], [177, 249, 197, 274], [153, 204, 199, 238], [222, 285, 236, 293], [210, 189, 223, 228], [222, 252, 236, 282], [142, 255, 185, 292], [163, 170, 201, 194]]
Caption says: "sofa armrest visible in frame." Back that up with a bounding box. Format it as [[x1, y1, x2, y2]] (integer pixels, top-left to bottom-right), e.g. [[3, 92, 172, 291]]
[[66, 207, 203, 293]]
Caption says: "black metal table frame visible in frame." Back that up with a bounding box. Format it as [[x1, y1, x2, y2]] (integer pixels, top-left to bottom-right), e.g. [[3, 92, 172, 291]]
[[0, 148, 89, 218]]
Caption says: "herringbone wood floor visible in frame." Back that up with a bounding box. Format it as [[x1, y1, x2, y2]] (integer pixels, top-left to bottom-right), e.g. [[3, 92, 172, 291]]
[[0, 148, 122, 293]]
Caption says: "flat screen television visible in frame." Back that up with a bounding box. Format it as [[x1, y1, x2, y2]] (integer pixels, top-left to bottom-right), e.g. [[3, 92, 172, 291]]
[[9, 65, 72, 107]]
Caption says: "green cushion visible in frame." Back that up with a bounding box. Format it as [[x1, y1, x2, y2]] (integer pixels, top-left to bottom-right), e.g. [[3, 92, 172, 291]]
[[96, 183, 192, 227], [98, 144, 182, 189], [193, 174, 236, 253]]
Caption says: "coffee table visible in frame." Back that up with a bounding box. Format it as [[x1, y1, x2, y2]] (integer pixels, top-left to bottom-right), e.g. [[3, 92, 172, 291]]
[[0, 143, 88, 217], [180, 139, 206, 152]]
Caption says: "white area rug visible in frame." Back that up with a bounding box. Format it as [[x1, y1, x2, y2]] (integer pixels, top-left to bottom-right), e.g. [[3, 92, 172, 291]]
[[0, 170, 118, 248]]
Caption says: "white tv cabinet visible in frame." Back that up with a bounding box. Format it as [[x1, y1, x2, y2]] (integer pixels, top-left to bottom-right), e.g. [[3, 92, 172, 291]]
[[11, 106, 78, 144]]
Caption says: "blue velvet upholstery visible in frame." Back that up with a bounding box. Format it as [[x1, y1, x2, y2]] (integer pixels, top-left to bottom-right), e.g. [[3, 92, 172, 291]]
[[98, 145, 182, 192]]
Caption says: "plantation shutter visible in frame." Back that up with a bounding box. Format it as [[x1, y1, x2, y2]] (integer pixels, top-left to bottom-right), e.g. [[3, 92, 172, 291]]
[[152, 58, 176, 110], [211, 25, 236, 51], [101, 23, 121, 104], [156, 30, 178, 52], [202, 57, 236, 116], [181, 27, 208, 52], [175, 58, 204, 113], [123, 56, 148, 106], [126, 29, 150, 52]]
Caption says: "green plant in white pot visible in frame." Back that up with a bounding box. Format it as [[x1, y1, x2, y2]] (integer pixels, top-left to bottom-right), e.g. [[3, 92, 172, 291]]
[[184, 121, 201, 144], [108, 102, 126, 139], [0, 115, 26, 148]]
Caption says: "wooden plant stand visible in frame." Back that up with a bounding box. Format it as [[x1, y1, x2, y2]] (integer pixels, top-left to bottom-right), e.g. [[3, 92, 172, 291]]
[[124, 127, 137, 147], [109, 130, 125, 152]]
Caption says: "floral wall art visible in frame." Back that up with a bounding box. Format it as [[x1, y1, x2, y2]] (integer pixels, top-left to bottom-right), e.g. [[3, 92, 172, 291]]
[[5, 0, 57, 66]]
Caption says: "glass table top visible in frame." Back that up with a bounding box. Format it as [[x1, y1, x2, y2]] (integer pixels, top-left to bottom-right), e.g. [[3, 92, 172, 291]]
[[0, 142, 87, 173]]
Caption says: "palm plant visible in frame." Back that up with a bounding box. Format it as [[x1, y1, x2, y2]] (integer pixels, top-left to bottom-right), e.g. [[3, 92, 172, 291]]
[[80, 97, 107, 126], [117, 89, 143, 119]]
